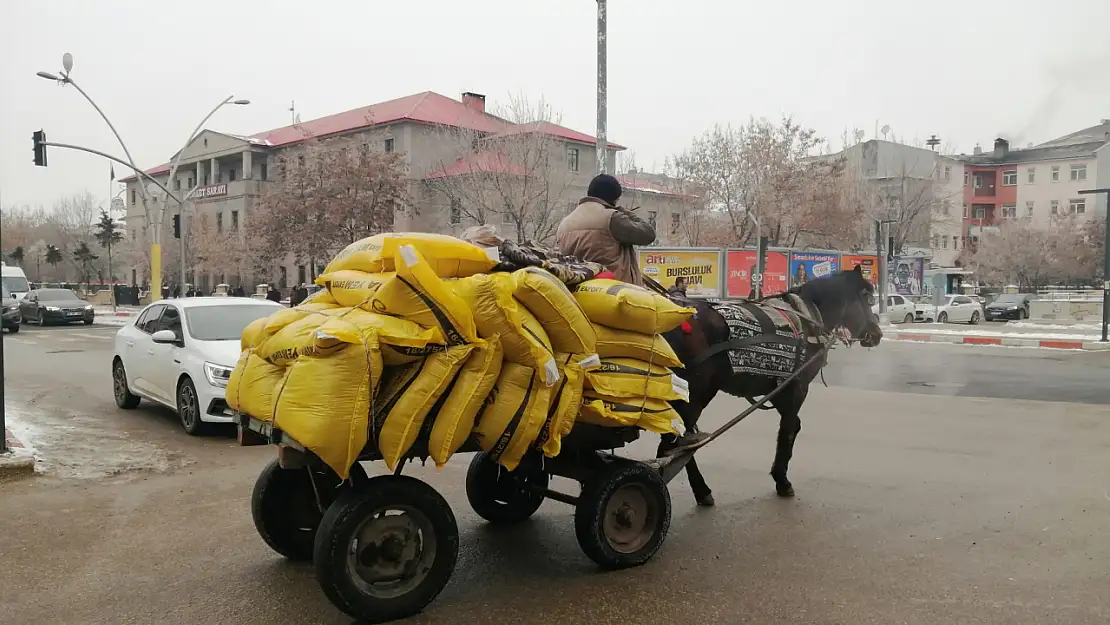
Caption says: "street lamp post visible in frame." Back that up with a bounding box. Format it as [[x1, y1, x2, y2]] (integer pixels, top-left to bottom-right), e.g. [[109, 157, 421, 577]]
[[1078, 188, 1110, 342], [595, 0, 608, 175]]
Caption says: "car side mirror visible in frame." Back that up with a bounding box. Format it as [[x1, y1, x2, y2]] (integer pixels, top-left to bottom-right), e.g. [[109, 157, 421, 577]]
[[152, 329, 181, 345]]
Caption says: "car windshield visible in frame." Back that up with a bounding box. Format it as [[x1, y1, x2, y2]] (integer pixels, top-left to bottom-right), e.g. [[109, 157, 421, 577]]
[[993, 294, 1026, 304], [3, 276, 30, 292], [185, 304, 278, 341], [37, 289, 83, 303]]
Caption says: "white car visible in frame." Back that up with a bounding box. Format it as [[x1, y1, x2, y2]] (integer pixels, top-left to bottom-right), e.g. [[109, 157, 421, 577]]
[[873, 294, 917, 324], [111, 297, 283, 434], [931, 294, 983, 324]]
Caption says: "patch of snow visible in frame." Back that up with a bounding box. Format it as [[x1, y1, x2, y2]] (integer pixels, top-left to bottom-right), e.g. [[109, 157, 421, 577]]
[[908, 328, 1100, 341], [93, 316, 132, 327], [1005, 321, 1102, 331], [6, 413, 40, 457]]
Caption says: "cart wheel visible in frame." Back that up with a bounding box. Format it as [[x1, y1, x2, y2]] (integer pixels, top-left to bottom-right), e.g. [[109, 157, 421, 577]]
[[574, 461, 671, 570], [314, 475, 459, 624], [251, 459, 367, 561], [465, 451, 548, 524]]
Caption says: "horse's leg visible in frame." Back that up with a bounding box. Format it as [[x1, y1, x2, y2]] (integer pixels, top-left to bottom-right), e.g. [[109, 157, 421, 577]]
[[657, 392, 718, 507], [770, 382, 808, 497]]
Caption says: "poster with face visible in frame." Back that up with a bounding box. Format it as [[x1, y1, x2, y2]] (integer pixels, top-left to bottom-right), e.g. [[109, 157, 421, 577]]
[[841, 254, 879, 286], [788, 252, 840, 288], [892, 256, 924, 295]]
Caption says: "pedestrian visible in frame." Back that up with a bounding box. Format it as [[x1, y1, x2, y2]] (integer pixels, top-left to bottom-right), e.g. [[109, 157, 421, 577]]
[[232, 285, 245, 298], [289, 283, 305, 307], [667, 276, 688, 297], [266, 284, 282, 303], [555, 173, 655, 286]]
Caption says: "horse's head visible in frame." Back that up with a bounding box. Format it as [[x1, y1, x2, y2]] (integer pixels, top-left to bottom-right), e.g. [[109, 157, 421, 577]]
[[797, 265, 882, 347]]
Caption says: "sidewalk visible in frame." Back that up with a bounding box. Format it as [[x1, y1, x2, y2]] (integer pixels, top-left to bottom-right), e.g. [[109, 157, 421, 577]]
[[0, 428, 35, 480], [886, 325, 1110, 351], [94, 306, 141, 327]]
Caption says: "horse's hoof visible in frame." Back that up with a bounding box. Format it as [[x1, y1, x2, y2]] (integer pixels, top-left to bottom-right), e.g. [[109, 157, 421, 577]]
[[695, 493, 715, 507], [775, 485, 795, 498]]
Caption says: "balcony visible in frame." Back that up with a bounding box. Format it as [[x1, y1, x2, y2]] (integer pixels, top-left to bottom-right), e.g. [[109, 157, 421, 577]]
[[971, 174, 996, 197], [189, 179, 266, 203]]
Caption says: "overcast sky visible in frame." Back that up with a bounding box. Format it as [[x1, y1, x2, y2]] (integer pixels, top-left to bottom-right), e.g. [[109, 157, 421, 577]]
[[3, 0, 1109, 208]]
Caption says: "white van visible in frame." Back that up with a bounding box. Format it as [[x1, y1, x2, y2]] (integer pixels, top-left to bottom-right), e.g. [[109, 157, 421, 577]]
[[1, 263, 31, 300]]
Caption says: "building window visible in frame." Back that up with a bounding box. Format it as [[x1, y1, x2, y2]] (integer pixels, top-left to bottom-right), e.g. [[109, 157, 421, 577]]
[[187, 176, 194, 188], [216, 212, 224, 234], [1051, 166, 1060, 182], [953, 236, 959, 249], [671, 212, 680, 234], [1025, 201, 1034, 217], [567, 147, 580, 172], [1070, 164, 1087, 181], [131, 189, 136, 205], [973, 206, 986, 219], [1002, 170, 1017, 186], [962, 203, 969, 218], [942, 237, 948, 249], [1001, 203, 1016, 218], [1050, 200, 1059, 215], [229, 169, 237, 182], [1069, 198, 1086, 215], [501, 212, 514, 225], [131, 229, 136, 241], [384, 138, 394, 153], [972, 176, 982, 189], [260, 163, 267, 180], [1027, 167, 1035, 183], [943, 165, 951, 181], [231, 210, 239, 231], [963, 170, 969, 186], [647, 210, 657, 229], [449, 199, 461, 225], [173, 178, 181, 190]]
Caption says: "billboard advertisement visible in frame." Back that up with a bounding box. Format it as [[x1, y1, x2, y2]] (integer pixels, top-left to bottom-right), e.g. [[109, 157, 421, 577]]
[[840, 254, 879, 286], [788, 251, 839, 287], [891, 256, 925, 296], [726, 249, 789, 298], [638, 248, 722, 298]]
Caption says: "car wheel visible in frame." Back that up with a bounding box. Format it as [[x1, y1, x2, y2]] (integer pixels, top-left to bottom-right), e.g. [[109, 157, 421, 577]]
[[113, 359, 141, 409], [177, 377, 209, 436], [938, 312, 948, 323], [970, 311, 980, 325], [903, 313, 914, 324], [7, 325, 17, 334], [83, 318, 94, 325]]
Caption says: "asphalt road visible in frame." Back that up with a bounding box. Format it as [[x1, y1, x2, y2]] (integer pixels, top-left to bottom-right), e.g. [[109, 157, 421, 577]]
[[2, 327, 1109, 624]]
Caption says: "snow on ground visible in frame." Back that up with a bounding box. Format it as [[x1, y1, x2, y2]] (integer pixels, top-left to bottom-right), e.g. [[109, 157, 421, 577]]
[[5, 412, 40, 460], [902, 327, 1100, 341], [94, 315, 133, 327], [1005, 321, 1103, 331], [92, 306, 140, 315]]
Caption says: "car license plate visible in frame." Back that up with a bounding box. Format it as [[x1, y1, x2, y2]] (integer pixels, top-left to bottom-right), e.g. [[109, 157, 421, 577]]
[[67, 311, 81, 316]]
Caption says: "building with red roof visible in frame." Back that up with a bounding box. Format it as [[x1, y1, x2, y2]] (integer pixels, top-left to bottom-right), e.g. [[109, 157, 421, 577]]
[[120, 90, 690, 291]]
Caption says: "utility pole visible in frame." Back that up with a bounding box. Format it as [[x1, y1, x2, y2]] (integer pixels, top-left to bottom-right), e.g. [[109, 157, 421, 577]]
[[0, 196, 6, 453], [595, 0, 608, 175], [1078, 188, 1110, 342]]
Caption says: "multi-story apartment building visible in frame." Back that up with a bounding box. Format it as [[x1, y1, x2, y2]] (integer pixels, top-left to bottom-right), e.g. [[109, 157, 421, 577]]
[[121, 91, 689, 291], [956, 121, 1109, 241]]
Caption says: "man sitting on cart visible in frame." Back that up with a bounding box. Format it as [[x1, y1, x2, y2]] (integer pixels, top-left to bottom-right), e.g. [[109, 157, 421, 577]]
[[556, 174, 655, 286]]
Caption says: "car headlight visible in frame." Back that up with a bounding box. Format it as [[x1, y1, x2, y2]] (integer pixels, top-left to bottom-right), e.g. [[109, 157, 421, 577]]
[[203, 362, 233, 388], [45, 306, 59, 311], [85, 304, 94, 310]]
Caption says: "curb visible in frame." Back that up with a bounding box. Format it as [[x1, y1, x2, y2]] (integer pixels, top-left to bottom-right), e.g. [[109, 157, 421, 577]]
[[889, 332, 1110, 351], [95, 311, 137, 318], [0, 428, 36, 480]]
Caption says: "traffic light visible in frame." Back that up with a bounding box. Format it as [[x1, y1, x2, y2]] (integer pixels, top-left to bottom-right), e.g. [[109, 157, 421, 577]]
[[172, 214, 181, 239], [32, 130, 47, 167]]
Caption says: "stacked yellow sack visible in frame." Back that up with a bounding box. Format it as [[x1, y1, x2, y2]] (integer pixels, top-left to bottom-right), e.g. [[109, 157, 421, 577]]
[[570, 279, 695, 436]]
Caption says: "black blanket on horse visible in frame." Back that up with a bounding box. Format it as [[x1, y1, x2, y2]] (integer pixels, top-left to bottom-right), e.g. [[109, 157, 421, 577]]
[[705, 295, 823, 379]]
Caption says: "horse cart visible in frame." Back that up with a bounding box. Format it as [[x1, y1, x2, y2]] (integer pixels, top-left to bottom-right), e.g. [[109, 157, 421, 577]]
[[234, 342, 829, 624]]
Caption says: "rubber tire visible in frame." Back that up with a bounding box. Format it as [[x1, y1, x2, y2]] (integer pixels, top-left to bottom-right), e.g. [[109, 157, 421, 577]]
[[7, 325, 17, 333], [113, 359, 141, 409], [903, 313, 914, 324], [314, 475, 459, 624], [938, 312, 948, 323], [574, 461, 672, 570], [84, 318, 94, 325], [970, 311, 980, 325], [465, 451, 548, 525], [177, 377, 209, 436], [252, 459, 368, 561]]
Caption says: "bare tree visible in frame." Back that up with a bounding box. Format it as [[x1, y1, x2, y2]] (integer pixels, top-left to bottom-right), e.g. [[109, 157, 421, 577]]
[[422, 95, 577, 244]]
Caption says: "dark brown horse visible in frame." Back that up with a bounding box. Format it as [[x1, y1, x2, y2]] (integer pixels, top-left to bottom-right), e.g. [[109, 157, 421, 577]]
[[656, 265, 882, 505]]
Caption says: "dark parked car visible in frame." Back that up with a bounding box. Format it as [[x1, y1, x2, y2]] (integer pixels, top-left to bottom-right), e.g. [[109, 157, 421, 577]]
[[2, 285, 20, 332], [984, 293, 1034, 321], [19, 288, 94, 326]]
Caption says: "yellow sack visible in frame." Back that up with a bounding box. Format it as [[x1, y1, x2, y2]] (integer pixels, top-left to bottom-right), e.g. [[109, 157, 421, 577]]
[[584, 357, 690, 402], [303, 289, 338, 306], [451, 273, 559, 385], [257, 310, 347, 366], [473, 362, 557, 471], [226, 351, 288, 422], [272, 343, 384, 479], [312, 308, 445, 366], [428, 337, 504, 467], [315, 270, 393, 308], [512, 267, 597, 355], [593, 324, 683, 368], [573, 279, 695, 334], [241, 316, 272, 352], [365, 245, 480, 346], [533, 353, 590, 458], [578, 391, 685, 436], [372, 346, 474, 471], [325, 232, 498, 278]]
